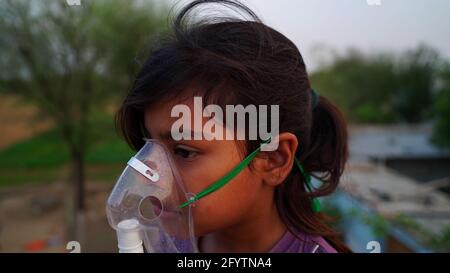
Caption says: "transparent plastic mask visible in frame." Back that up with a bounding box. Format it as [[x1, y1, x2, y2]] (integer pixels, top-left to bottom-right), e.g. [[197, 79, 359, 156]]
[[106, 140, 198, 253]]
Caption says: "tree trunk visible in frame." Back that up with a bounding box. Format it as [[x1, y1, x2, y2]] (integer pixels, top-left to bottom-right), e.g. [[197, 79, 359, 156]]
[[73, 150, 85, 211], [65, 149, 86, 248]]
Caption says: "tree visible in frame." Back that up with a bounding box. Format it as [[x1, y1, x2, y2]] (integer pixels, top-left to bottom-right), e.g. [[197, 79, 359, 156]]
[[310, 45, 441, 124], [310, 49, 398, 123], [0, 0, 167, 242], [392, 45, 439, 123], [432, 63, 450, 148]]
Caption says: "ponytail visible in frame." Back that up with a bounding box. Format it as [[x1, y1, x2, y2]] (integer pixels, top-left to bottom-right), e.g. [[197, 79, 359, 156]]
[[275, 94, 351, 253], [303, 95, 348, 196]]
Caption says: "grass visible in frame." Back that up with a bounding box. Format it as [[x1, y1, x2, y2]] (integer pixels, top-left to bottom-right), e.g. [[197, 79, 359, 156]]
[[0, 117, 134, 187]]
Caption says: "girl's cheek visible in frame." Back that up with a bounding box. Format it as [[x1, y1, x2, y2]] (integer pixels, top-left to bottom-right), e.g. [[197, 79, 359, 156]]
[[179, 156, 224, 193], [191, 196, 212, 233]]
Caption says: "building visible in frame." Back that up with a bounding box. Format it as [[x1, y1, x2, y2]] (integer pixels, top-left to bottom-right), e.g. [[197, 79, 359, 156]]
[[324, 124, 450, 252]]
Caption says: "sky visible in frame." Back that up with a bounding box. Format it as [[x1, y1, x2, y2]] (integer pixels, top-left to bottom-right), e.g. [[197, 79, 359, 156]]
[[167, 0, 450, 71]]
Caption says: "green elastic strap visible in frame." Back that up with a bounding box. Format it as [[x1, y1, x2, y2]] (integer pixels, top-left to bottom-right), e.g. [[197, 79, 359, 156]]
[[178, 139, 271, 208], [178, 139, 321, 213], [294, 157, 321, 212]]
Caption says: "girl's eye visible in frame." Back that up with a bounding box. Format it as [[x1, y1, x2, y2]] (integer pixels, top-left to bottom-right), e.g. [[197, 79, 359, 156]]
[[174, 146, 199, 159]]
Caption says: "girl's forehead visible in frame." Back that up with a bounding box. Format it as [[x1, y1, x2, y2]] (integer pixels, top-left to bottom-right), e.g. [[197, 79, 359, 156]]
[[144, 95, 236, 142], [144, 101, 183, 138], [144, 96, 195, 124], [144, 86, 206, 118], [144, 97, 212, 138]]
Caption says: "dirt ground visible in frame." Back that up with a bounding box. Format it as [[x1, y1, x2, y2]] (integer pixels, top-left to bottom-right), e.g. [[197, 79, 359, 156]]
[[0, 181, 118, 253], [0, 95, 120, 252], [0, 95, 52, 150]]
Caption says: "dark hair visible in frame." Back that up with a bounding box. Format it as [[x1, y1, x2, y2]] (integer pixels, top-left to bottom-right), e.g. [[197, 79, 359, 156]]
[[116, 0, 350, 252]]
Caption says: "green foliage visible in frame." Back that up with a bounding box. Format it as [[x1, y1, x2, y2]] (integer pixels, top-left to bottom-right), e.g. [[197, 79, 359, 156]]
[[311, 45, 442, 124], [0, 0, 167, 154], [0, 115, 134, 186], [0, 117, 133, 170], [0, 0, 167, 195], [311, 45, 450, 148], [0, 130, 70, 169], [393, 214, 450, 252], [429, 226, 450, 252], [431, 66, 450, 148], [348, 207, 390, 238]]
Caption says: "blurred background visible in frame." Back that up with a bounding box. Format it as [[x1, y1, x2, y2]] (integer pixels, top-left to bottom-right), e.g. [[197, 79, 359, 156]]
[[0, 0, 449, 253]]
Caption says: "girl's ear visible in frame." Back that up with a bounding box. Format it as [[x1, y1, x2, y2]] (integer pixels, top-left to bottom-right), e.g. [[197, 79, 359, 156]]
[[251, 133, 298, 186]]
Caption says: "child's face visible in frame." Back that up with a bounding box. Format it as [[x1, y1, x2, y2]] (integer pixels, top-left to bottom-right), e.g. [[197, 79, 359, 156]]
[[144, 97, 266, 236]]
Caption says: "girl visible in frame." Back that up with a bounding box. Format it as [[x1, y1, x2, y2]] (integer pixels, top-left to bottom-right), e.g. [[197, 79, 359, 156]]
[[116, 0, 351, 253]]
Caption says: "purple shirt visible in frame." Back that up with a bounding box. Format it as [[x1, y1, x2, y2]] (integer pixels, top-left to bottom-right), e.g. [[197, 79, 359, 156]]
[[196, 230, 337, 253], [269, 230, 337, 253]]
